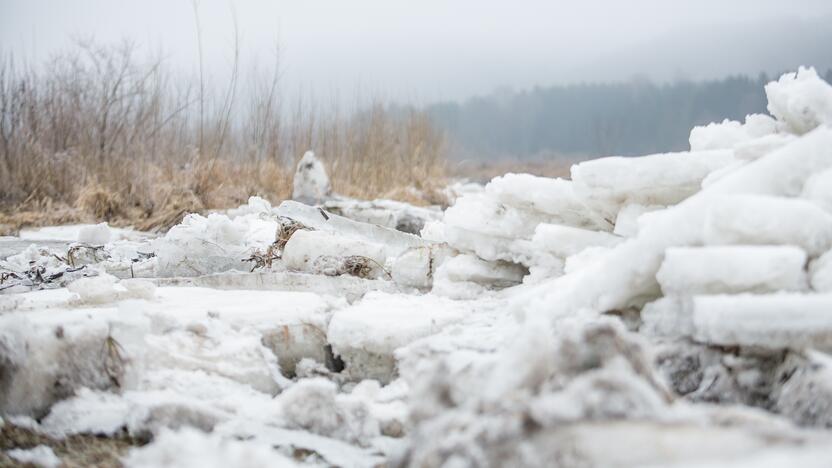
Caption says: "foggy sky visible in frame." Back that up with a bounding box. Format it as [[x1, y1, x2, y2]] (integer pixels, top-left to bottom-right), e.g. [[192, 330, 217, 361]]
[[2, 0, 831, 103]]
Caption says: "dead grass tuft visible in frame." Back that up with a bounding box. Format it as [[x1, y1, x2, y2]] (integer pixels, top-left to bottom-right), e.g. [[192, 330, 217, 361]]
[[135, 189, 205, 233], [78, 184, 125, 221]]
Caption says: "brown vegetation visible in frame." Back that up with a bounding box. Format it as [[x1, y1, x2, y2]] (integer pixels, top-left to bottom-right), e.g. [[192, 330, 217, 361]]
[[0, 42, 447, 234]]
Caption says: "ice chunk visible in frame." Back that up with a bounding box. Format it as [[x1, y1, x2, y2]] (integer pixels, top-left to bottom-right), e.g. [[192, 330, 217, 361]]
[[704, 194, 832, 256], [327, 292, 474, 382], [123, 427, 297, 468], [613, 203, 664, 238], [437, 254, 525, 288], [67, 274, 120, 304], [322, 198, 442, 235], [277, 377, 380, 446], [225, 196, 274, 218], [765, 67, 832, 135], [485, 173, 608, 229], [77, 222, 112, 245], [142, 287, 332, 387], [390, 245, 452, 289], [692, 293, 832, 349], [0, 308, 149, 417], [6, 445, 61, 468], [67, 275, 157, 304], [153, 270, 397, 303], [733, 134, 796, 161], [689, 114, 776, 151], [640, 296, 693, 338], [282, 229, 388, 279], [292, 150, 331, 204], [802, 167, 832, 213], [443, 192, 552, 239], [153, 212, 277, 276], [657, 246, 808, 295], [276, 200, 426, 258], [571, 150, 736, 220], [810, 250, 832, 292], [533, 223, 622, 258]]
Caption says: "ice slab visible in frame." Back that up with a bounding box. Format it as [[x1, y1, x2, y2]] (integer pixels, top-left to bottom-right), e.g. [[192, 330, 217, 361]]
[[571, 149, 736, 220], [152, 271, 398, 303], [533, 223, 622, 258], [327, 292, 476, 382], [657, 246, 808, 295], [276, 201, 427, 258], [704, 194, 832, 257], [692, 293, 832, 349]]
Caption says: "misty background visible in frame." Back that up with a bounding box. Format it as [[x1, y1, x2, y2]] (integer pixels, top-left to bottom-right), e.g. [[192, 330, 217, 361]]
[[2, 0, 832, 161]]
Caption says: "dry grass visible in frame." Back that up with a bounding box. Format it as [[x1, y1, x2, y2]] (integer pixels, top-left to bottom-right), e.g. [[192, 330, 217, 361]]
[[0, 422, 146, 468], [0, 42, 447, 232]]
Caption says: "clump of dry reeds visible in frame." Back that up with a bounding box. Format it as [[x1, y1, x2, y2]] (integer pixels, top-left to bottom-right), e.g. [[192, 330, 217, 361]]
[[0, 41, 447, 232]]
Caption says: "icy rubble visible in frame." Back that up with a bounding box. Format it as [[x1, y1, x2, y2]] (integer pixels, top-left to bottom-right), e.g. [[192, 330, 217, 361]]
[[3, 69, 832, 467], [5, 445, 61, 468]]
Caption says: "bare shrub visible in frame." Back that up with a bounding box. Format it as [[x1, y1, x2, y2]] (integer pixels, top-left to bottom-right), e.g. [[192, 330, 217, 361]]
[[0, 41, 447, 230]]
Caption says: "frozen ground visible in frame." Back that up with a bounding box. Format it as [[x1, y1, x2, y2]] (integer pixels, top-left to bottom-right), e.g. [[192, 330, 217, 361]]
[[2, 67, 832, 467]]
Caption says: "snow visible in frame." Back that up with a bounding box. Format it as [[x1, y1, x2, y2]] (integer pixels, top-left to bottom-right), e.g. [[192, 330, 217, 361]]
[[5, 445, 61, 468]]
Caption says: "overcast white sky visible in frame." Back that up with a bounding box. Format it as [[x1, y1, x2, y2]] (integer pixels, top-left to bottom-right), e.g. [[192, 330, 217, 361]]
[[2, 0, 831, 102]]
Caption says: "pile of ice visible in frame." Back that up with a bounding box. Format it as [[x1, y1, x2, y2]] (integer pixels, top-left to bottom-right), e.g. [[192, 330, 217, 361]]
[[3, 67, 832, 467], [388, 67, 832, 466]]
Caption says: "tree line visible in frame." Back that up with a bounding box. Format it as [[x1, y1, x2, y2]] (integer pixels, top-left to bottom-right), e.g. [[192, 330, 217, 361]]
[[427, 70, 832, 160]]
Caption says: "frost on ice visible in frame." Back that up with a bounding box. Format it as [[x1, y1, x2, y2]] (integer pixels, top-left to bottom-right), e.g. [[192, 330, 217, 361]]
[[3, 69, 832, 467]]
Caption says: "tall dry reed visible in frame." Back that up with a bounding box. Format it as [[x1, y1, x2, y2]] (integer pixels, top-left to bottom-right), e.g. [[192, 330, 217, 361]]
[[0, 41, 446, 232]]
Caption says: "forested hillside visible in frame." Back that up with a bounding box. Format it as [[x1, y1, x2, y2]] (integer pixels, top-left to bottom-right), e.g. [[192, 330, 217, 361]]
[[429, 70, 832, 159]]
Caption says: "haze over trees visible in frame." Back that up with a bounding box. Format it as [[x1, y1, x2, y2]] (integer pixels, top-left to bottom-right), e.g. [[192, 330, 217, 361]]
[[428, 69, 832, 160]]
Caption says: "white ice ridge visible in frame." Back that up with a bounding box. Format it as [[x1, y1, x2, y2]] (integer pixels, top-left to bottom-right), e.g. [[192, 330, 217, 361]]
[[2, 68, 832, 468]]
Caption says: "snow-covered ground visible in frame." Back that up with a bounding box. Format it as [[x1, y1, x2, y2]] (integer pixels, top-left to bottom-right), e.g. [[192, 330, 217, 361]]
[[3, 67, 832, 467]]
